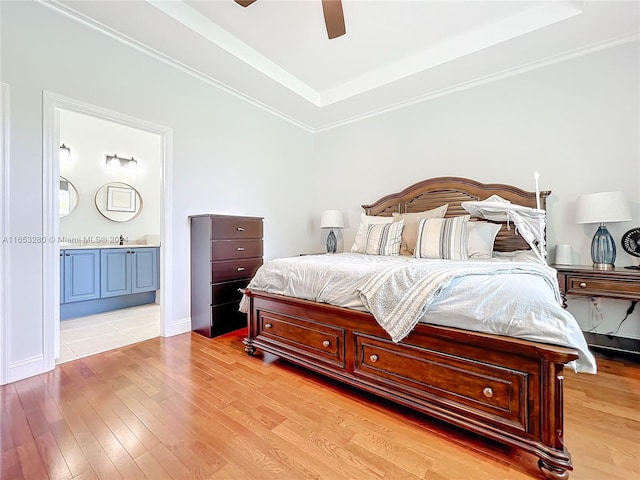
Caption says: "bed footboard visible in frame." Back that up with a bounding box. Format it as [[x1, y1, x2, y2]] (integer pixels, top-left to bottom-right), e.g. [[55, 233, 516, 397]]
[[243, 290, 579, 480]]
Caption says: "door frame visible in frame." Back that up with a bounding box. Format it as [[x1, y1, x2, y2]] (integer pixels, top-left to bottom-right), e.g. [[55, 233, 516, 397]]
[[42, 91, 173, 368], [0, 83, 9, 385]]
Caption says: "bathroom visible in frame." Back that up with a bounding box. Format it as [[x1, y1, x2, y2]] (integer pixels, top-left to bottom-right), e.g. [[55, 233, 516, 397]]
[[58, 109, 162, 363]]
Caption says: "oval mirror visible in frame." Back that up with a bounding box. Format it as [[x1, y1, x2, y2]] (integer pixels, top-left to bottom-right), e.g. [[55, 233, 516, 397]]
[[60, 177, 79, 218], [95, 182, 143, 223]]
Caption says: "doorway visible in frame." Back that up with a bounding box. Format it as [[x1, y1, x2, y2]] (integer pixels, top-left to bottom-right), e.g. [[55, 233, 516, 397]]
[[43, 92, 173, 367], [57, 109, 162, 362]]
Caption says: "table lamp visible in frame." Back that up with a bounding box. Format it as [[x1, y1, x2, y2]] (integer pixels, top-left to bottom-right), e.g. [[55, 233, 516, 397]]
[[576, 191, 631, 269], [320, 210, 344, 254]]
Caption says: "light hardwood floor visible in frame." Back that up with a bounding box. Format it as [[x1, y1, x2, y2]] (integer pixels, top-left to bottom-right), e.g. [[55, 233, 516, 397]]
[[1, 330, 638, 480]]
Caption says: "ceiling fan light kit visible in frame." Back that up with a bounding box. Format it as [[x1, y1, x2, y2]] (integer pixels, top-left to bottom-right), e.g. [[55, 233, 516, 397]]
[[234, 0, 346, 39]]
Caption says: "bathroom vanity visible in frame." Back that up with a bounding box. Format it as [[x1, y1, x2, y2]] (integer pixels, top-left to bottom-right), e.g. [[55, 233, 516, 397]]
[[60, 245, 160, 319]]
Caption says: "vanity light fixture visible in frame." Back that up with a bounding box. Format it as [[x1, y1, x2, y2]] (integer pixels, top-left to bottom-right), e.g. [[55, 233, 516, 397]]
[[59, 144, 72, 164], [105, 153, 138, 170]]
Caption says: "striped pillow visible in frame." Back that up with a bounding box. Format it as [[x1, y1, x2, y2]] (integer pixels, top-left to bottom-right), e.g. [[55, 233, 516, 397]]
[[365, 220, 404, 256], [414, 215, 470, 260]]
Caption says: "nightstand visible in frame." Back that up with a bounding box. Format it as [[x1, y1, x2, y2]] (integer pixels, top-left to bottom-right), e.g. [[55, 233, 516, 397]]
[[552, 264, 640, 355]]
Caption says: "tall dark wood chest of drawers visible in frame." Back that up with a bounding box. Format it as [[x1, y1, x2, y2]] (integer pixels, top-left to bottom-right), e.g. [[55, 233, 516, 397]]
[[189, 214, 263, 338]]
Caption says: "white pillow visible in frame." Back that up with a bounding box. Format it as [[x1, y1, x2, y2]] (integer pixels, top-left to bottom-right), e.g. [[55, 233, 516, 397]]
[[392, 204, 448, 256], [351, 214, 394, 253], [414, 215, 470, 260], [364, 221, 404, 256], [467, 222, 502, 258]]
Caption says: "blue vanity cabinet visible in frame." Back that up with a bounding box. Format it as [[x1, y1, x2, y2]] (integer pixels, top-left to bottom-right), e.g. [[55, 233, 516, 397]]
[[100, 249, 131, 298], [63, 249, 101, 303], [131, 248, 159, 294], [101, 247, 159, 298]]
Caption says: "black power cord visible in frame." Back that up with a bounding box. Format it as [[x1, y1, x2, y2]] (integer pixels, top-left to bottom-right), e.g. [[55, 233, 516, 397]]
[[607, 301, 638, 336]]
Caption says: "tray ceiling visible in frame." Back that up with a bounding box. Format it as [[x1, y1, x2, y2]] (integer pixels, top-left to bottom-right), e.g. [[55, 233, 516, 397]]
[[48, 0, 639, 131]]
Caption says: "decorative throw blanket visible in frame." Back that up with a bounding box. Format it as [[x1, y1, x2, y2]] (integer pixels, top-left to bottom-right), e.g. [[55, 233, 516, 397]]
[[358, 260, 561, 343]]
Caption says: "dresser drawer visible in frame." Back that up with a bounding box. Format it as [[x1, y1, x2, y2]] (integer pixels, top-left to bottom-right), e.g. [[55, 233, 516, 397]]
[[212, 258, 262, 283], [354, 335, 528, 432], [566, 275, 639, 299], [256, 311, 345, 367], [212, 279, 249, 305], [211, 301, 247, 335], [211, 239, 263, 261], [211, 217, 263, 240]]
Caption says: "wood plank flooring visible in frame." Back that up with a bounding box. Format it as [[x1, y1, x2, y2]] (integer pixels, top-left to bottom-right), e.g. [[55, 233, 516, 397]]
[[1, 330, 638, 480]]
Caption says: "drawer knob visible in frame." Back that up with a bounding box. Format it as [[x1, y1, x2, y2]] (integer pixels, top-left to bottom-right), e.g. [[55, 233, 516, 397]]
[[579, 282, 587, 288], [483, 387, 493, 398], [369, 354, 378, 363], [236, 247, 245, 251], [264, 323, 272, 329], [237, 267, 245, 272], [322, 340, 331, 347], [237, 227, 245, 232]]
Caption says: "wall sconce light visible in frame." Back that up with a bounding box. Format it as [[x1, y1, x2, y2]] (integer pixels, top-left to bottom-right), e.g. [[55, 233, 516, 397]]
[[105, 153, 138, 170], [59, 144, 72, 164]]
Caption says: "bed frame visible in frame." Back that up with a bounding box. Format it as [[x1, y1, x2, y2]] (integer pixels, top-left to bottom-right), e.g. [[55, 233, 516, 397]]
[[243, 177, 578, 480]]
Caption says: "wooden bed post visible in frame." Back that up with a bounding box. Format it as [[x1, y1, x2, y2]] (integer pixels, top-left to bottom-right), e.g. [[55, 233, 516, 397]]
[[538, 360, 571, 480]]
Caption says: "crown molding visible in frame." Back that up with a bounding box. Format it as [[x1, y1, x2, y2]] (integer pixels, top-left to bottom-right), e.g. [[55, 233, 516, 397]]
[[40, 1, 638, 134], [146, 0, 321, 105], [40, 0, 315, 133], [314, 31, 640, 132]]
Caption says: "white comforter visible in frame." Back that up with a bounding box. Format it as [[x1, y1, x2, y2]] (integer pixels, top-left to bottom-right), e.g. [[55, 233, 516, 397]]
[[241, 253, 596, 373]]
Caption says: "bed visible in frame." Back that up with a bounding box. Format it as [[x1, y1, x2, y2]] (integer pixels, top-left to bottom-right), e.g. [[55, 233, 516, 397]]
[[242, 177, 593, 480]]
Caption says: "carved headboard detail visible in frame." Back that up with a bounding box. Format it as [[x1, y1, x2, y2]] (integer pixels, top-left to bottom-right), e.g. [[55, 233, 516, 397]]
[[362, 177, 550, 253]]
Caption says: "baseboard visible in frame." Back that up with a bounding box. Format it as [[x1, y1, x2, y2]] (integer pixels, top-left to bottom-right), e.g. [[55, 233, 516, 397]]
[[583, 332, 640, 359], [164, 317, 191, 337]]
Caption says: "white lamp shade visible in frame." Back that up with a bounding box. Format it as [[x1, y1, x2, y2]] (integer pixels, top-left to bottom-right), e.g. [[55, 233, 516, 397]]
[[320, 210, 344, 229], [575, 191, 632, 224]]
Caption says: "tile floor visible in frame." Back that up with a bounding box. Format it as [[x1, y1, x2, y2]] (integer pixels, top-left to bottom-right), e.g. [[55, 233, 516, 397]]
[[57, 303, 161, 364]]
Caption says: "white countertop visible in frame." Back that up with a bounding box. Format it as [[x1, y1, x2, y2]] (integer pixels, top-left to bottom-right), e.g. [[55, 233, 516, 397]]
[[60, 244, 161, 250]]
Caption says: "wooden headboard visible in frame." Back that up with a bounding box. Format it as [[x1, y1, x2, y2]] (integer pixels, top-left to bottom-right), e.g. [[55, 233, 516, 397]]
[[362, 177, 550, 253]]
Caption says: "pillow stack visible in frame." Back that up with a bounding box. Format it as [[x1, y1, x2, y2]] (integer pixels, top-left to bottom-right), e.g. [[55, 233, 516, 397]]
[[350, 205, 502, 259]]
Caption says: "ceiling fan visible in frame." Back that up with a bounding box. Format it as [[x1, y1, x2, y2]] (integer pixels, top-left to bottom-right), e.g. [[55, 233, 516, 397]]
[[234, 0, 346, 39]]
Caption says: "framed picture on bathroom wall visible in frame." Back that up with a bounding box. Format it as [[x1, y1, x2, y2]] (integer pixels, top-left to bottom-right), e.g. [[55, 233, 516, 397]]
[[106, 185, 136, 212]]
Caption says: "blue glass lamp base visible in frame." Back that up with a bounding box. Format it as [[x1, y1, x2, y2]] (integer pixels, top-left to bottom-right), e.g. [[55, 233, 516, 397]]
[[326, 229, 337, 254], [591, 224, 616, 270]]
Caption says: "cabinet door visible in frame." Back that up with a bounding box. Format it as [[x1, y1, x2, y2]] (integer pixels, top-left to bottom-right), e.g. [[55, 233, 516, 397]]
[[131, 248, 159, 294], [64, 249, 100, 303], [101, 249, 131, 298]]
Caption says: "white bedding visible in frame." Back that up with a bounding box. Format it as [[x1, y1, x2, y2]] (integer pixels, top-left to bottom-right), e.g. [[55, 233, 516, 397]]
[[240, 252, 596, 373]]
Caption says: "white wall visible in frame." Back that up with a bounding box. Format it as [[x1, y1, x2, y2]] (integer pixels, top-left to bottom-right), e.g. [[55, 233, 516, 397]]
[[1, 1, 638, 384], [60, 110, 161, 244], [314, 41, 640, 339], [0, 1, 315, 383]]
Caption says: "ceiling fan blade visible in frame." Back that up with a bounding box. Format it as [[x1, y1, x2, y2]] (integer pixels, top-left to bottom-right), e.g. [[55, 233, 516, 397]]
[[321, 0, 346, 39], [234, 0, 257, 7]]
